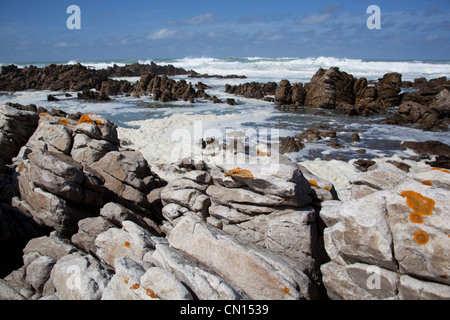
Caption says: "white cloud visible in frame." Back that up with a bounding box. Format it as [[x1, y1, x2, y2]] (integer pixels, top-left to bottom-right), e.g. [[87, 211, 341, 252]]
[[146, 28, 177, 40], [186, 12, 214, 25], [54, 41, 78, 48], [299, 14, 332, 25]]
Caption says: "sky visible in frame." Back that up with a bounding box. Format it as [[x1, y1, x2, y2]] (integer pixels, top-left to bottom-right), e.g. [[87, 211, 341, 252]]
[[0, 0, 449, 62]]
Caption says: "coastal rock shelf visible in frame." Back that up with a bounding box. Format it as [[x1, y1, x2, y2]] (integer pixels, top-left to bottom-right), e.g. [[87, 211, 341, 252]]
[[0, 102, 449, 300]]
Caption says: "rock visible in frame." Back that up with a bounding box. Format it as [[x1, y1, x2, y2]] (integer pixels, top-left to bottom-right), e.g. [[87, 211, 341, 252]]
[[75, 114, 119, 145], [401, 140, 450, 158], [321, 191, 397, 270], [140, 267, 193, 300], [0, 279, 27, 300], [95, 220, 157, 268], [398, 275, 450, 300], [226, 98, 237, 106], [387, 177, 450, 285], [77, 90, 112, 102], [384, 88, 450, 131], [50, 252, 112, 300], [279, 137, 304, 154], [23, 232, 78, 262], [71, 133, 119, 165], [131, 74, 197, 102], [101, 256, 149, 300], [147, 241, 246, 300], [321, 261, 399, 300], [27, 121, 74, 155], [25, 256, 56, 292], [16, 149, 104, 235], [71, 217, 115, 254], [305, 67, 355, 110], [375, 72, 402, 108], [92, 150, 162, 210], [168, 215, 319, 300], [0, 104, 39, 163], [47, 95, 59, 102], [353, 159, 376, 172]]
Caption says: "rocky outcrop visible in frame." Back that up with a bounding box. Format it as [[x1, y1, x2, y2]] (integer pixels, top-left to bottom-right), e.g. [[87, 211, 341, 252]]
[[0, 105, 39, 164], [105, 62, 191, 77], [130, 74, 197, 103], [1, 107, 448, 301], [382, 88, 450, 131], [0, 63, 109, 92], [320, 162, 450, 299], [225, 82, 277, 100]]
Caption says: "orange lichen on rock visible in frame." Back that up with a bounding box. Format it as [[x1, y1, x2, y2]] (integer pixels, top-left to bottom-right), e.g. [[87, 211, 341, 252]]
[[78, 114, 103, 126], [283, 287, 290, 294], [400, 191, 435, 217], [422, 180, 433, 186], [146, 288, 159, 299], [124, 242, 131, 248], [58, 119, 69, 125], [409, 213, 424, 224], [309, 180, 320, 189], [124, 277, 129, 284], [324, 186, 331, 192], [414, 230, 430, 245], [431, 168, 450, 174], [130, 283, 140, 290], [228, 168, 254, 179]]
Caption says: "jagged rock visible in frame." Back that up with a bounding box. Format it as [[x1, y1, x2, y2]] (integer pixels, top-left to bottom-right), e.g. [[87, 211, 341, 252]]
[[168, 215, 319, 300], [71, 217, 115, 254], [146, 241, 246, 300], [0, 104, 39, 163], [16, 148, 104, 236]]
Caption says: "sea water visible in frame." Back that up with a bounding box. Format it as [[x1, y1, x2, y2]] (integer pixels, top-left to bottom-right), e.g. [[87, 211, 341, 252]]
[[1, 57, 449, 182]]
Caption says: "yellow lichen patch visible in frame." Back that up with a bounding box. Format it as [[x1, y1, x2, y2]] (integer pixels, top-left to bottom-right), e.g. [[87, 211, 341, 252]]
[[400, 191, 435, 217], [146, 288, 159, 299], [228, 168, 254, 179], [309, 180, 320, 190], [409, 213, 424, 224], [414, 230, 430, 245], [431, 168, 450, 174], [58, 119, 69, 125], [130, 283, 140, 290], [78, 114, 102, 125], [124, 242, 131, 248]]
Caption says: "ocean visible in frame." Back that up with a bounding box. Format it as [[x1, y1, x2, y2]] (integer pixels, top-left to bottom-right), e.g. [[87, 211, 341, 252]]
[[1, 57, 450, 184]]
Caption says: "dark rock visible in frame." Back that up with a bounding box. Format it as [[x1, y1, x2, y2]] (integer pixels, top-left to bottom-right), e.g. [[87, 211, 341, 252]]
[[426, 156, 450, 169], [351, 133, 361, 143], [305, 67, 355, 110], [386, 160, 411, 173], [77, 90, 112, 102], [226, 98, 237, 106], [375, 72, 403, 108], [47, 95, 59, 102], [400, 141, 450, 158], [354, 159, 376, 172], [279, 137, 304, 154]]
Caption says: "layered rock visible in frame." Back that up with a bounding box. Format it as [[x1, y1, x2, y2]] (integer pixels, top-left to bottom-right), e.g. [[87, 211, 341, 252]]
[[0, 105, 39, 164], [382, 88, 450, 131], [130, 74, 197, 103], [320, 162, 450, 300]]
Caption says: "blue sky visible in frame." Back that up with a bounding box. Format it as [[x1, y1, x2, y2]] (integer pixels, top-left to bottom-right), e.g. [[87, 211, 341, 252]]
[[0, 0, 449, 62]]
